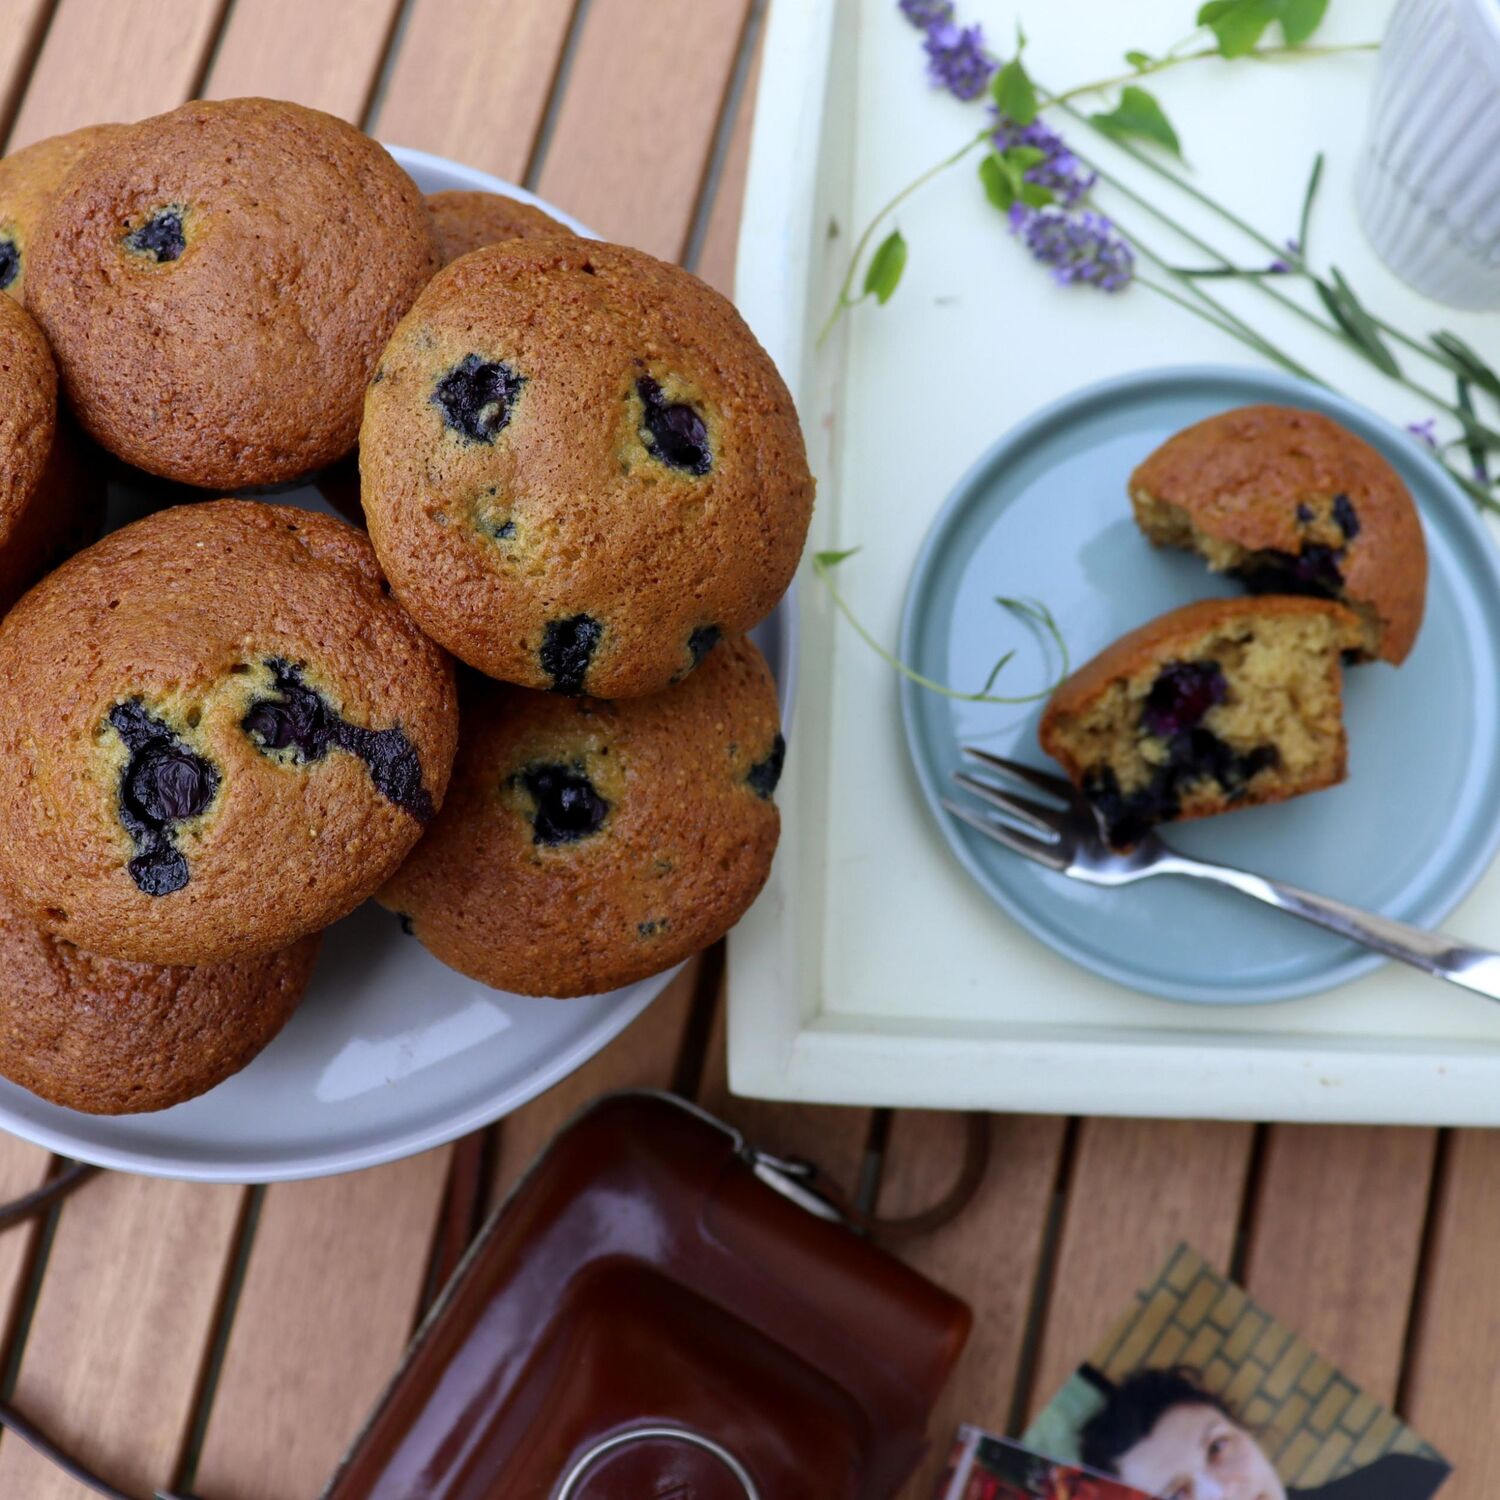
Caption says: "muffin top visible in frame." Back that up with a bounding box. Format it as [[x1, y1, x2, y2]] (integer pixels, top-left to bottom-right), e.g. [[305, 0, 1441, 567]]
[[0, 294, 57, 556], [25, 97, 439, 489], [359, 237, 813, 697], [1130, 404, 1426, 664], [0, 123, 124, 303], [0, 295, 105, 614], [0, 889, 319, 1115], [426, 189, 575, 264], [381, 635, 784, 997], [0, 501, 458, 965]]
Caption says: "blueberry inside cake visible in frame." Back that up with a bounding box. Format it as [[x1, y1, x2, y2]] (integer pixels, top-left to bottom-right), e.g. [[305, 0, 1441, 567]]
[[1038, 596, 1365, 847], [1129, 405, 1427, 665]]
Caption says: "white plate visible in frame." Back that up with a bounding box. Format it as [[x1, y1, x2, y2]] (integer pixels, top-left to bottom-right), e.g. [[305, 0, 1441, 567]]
[[0, 146, 796, 1182]]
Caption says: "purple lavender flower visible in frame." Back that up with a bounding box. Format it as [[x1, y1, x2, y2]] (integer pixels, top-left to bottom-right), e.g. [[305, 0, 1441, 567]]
[[923, 21, 996, 100], [898, 0, 954, 27], [1268, 237, 1301, 273], [1009, 205, 1135, 292], [1407, 417, 1438, 448], [990, 112, 1097, 208]]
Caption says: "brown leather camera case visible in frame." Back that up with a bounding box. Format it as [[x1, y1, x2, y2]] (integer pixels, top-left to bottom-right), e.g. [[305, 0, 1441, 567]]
[[324, 1091, 971, 1498]]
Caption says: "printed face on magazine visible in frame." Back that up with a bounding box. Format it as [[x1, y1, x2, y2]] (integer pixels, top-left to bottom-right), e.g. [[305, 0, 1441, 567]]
[[1112, 1404, 1286, 1500]]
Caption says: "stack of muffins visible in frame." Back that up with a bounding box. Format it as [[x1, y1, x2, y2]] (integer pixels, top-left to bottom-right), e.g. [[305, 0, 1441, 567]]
[[0, 98, 812, 1115]]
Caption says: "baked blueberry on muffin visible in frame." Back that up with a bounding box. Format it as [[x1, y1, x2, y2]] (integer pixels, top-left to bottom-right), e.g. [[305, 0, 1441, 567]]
[[0, 890, 319, 1114], [0, 295, 103, 614], [0, 501, 458, 965], [381, 635, 784, 997], [425, 189, 575, 264], [360, 237, 813, 697], [25, 98, 440, 489], [1130, 404, 1426, 664], [0, 123, 124, 303], [1039, 597, 1365, 847]]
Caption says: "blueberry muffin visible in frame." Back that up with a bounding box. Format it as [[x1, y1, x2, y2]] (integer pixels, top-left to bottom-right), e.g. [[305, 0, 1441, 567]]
[[1131, 405, 1426, 664], [25, 97, 440, 489], [0, 501, 458, 965], [0, 122, 124, 303], [0, 889, 318, 1114], [1039, 596, 1365, 847], [426, 189, 575, 264], [360, 237, 813, 698], [381, 635, 784, 997], [0, 295, 103, 615]]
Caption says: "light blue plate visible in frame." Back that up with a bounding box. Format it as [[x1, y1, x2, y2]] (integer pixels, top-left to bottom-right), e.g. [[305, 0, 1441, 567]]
[[900, 365, 1500, 1005]]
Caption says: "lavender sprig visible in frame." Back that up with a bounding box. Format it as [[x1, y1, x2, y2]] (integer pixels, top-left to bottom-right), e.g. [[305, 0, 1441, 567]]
[[1009, 205, 1134, 291], [922, 20, 997, 100]]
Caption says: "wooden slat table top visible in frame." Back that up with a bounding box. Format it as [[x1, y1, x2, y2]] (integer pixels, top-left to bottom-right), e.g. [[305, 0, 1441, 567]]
[[0, 3, 1485, 1498]]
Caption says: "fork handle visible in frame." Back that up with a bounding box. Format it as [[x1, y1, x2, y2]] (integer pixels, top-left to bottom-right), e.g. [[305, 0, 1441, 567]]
[[1153, 851, 1500, 1000]]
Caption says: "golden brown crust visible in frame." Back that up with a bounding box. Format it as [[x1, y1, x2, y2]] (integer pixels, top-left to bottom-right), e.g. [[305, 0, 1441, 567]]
[[1041, 596, 1362, 744], [426, 189, 575, 263], [0, 501, 459, 965], [0, 889, 319, 1114], [25, 98, 440, 489], [381, 636, 783, 997], [359, 237, 813, 697], [0, 123, 125, 304], [0, 297, 104, 615], [1130, 404, 1426, 663]]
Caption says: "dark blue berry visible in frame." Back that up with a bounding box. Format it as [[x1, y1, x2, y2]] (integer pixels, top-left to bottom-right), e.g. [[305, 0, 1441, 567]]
[[1332, 492, 1360, 539], [637, 377, 712, 475], [1083, 728, 1279, 847], [519, 763, 609, 845], [687, 625, 721, 669], [1295, 502, 1313, 523], [1235, 543, 1343, 599], [637, 919, 666, 937], [540, 615, 602, 695], [124, 210, 185, 263], [107, 700, 219, 897], [1140, 661, 1227, 738], [241, 658, 434, 822], [432, 355, 524, 443], [0, 238, 17, 291], [747, 733, 786, 799]]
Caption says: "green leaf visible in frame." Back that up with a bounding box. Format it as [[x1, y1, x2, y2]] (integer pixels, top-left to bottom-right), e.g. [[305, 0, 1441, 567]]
[[991, 32, 1039, 126], [814, 547, 860, 571], [1197, 0, 1330, 55], [861, 230, 907, 306], [1456, 377, 1493, 485], [1295, 151, 1322, 264], [1313, 268, 1399, 377], [1089, 85, 1182, 156], [1430, 330, 1500, 401], [1124, 49, 1154, 69], [1005, 145, 1047, 170], [1278, 0, 1329, 44], [1019, 181, 1054, 208], [1197, 0, 1274, 57], [978, 153, 1015, 212]]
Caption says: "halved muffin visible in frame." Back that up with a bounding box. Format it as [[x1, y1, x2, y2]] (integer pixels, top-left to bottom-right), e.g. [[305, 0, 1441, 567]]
[[1039, 596, 1365, 847], [1130, 405, 1426, 664]]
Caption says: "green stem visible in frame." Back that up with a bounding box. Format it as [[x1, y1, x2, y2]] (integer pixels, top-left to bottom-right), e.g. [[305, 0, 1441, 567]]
[[1052, 97, 1451, 376], [817, 128, 988, 348], [1048, 40, 1377, 106], [813, 559, 1061, 704], [1062, 124, 1500, 443]]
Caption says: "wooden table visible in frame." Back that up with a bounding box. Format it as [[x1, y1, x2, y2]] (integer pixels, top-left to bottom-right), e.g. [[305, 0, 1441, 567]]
[[0, 2, 1492, 1497]]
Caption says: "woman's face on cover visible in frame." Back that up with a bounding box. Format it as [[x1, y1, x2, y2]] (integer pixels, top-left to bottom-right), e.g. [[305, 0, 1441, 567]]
[[1114, 1403, 1286, 1500]]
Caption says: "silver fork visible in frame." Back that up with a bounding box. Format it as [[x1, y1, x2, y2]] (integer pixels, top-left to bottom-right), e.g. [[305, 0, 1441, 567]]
[[945, 746, 1500, 1001]]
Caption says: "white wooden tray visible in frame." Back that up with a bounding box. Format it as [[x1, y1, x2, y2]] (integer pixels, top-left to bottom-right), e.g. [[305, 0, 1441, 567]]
[[726, 0, 1500, 1124]]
